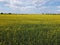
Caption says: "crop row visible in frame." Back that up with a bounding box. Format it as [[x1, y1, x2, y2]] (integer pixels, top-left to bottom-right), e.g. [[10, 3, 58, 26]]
[[0, 24, 60, 45]]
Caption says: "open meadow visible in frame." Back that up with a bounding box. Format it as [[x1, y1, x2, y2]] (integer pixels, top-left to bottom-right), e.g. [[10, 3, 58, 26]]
[[0, 14, 60, 45]]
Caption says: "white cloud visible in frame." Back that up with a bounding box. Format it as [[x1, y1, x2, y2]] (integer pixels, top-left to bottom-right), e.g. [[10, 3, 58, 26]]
[[56, 10, 60, 11], [34, 0, 50, 6], [1, 0, 59, 14], [0, 0, 4, 1], [57, 6, 60, 8], [0, 0, 49, 10], [15, 6, 36, 11], [4, 0, 50, 9], [38, 6, 60, 14], [4, 0, 50, 13]]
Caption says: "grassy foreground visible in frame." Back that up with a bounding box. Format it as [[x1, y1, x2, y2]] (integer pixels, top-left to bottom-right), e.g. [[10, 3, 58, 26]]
[[0, 14, 60, 45]]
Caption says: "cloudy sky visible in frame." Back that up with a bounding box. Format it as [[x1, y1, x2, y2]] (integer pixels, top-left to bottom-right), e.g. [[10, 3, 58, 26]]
[[0, 0, 60, 14]]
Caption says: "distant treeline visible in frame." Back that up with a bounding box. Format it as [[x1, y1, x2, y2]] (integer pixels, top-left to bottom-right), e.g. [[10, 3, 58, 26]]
[[0, 13, 12, 14], [43, 13, 60, 15], [0, 12, 60, 15]]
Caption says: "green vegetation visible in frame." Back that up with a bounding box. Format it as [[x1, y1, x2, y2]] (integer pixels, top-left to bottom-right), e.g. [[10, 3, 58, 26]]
[[0, 14, 60, 45]]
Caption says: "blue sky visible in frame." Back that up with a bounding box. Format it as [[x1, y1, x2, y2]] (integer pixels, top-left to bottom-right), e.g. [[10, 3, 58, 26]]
[[0, 0, 60, 14]]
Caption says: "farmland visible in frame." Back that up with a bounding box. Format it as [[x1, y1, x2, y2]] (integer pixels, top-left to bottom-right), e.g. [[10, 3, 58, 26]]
[[0, 14, 60, 45]]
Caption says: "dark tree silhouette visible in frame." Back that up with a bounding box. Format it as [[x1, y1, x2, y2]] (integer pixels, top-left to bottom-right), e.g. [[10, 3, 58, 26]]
[[9, 13, 11, 14], [1, 12, 3, 14]]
